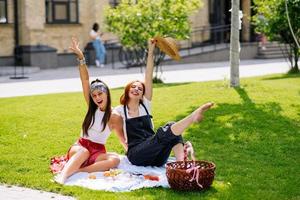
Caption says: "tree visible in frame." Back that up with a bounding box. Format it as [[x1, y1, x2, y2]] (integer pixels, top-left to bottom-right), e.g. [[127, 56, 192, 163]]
[[230, 0, 240, 87], [105, 0, 202, 81], [253, 0, 300, 73]]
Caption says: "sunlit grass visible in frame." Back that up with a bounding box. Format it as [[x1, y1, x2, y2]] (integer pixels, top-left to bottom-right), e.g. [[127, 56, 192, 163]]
[[0, 73, 299, 199]]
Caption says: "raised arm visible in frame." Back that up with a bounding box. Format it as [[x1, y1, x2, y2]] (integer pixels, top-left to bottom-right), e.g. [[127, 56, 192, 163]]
[[144, 39, 156, 101], [69, 37, 90, 105]]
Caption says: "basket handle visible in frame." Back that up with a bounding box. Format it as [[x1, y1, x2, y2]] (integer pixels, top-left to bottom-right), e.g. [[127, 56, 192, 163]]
[[184, 141, 203, 188]]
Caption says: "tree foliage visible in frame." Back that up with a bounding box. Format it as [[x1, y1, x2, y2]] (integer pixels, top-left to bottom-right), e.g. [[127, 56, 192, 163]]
[[253, 0, 300, 72], [104, 0, 202, 49]]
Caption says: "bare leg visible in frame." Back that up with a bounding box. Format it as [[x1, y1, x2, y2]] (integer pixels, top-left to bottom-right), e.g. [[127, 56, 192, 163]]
[[56, 146, 90, 184], [261, 34, 267, 50], [170, 102, 214, 136], [78, 153, 120, 173], [172, 143, 184, 161]]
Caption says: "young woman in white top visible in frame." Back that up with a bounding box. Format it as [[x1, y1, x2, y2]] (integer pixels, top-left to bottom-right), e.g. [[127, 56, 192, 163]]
[[90, 23, 106, 67], [55, 37, 126, 183], [114, 39, 214, 166]]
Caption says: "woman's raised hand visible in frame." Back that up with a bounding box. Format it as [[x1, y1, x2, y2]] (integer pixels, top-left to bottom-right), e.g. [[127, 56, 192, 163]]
[[69, 37, 84, 59], [143, 38, 156, 101], [148, 39, 156, 55]]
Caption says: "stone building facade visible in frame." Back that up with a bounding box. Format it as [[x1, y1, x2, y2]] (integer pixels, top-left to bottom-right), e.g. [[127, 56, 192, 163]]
[[0, 0, 254, 68]]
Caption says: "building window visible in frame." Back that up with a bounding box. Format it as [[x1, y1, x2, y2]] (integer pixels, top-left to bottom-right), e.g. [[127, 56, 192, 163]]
[[46, 0, 79, 24], [0, 0, 8, 23], [109, 0, 120, 8]]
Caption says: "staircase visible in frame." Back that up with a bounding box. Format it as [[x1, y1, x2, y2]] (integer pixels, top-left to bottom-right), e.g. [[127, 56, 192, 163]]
[[256, 42, 289, 59]]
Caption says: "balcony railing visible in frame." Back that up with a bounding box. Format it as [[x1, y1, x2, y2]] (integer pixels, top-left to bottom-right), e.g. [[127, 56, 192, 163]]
[[100, 25, 232, 68]]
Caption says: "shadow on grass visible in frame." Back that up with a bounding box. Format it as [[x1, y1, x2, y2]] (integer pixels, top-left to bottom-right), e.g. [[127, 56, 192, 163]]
[[153, 82, 192, 88], [159, 87, 300, 198], [112, 82, 192, 91], [124, 186, 218, 200], [261, 73, 300, 80]]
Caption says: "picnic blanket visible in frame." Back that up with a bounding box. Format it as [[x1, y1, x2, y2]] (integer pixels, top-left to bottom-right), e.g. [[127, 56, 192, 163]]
[[55, 155, 174, 192]]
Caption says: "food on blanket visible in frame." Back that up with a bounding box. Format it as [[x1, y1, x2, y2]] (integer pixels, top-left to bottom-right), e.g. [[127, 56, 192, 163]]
[[144, 174, 160, 181], [103, 171, 111, 177], [112, 169, 122, 176], [88, 173, 97, 179], [103, 169, 122, 177]]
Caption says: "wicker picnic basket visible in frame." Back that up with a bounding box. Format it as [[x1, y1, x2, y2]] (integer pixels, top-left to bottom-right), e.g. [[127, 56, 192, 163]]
[[166, 142, 216, 191]]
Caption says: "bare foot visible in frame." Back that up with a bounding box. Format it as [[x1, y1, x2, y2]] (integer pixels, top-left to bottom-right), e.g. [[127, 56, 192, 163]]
[[192, 102, 214, 123]]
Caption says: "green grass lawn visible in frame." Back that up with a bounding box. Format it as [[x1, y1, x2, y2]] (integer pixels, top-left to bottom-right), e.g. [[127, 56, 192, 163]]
[[0, 73, 299, 200]]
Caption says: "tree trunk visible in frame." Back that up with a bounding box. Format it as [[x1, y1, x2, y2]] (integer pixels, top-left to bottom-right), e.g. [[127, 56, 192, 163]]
[[288, 45, 300, 74], [230, 0, 240, 87], [293, 46, 299, 72]]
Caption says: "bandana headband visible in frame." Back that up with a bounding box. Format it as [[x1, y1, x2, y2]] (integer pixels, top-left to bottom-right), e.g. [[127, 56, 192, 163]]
[[90, 82, 108, 94]]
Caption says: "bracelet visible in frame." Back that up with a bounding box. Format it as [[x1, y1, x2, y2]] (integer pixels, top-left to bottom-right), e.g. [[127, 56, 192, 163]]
[[77, 57, 86, 65]]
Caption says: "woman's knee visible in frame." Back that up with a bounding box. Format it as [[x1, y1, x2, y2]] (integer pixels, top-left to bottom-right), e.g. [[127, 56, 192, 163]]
[[76, 147, 90, 158], [108, 153, 120, 166], [68, 145, 88, 158]]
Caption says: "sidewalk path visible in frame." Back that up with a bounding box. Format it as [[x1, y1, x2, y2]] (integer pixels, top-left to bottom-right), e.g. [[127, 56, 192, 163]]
[[0, 185, 75, 200], [0, 59, 290, 98]]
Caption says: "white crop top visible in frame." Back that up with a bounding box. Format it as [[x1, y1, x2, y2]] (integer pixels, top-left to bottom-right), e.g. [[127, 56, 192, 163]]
[[81, 109, 111, 144], [90, 29, 101, 40]]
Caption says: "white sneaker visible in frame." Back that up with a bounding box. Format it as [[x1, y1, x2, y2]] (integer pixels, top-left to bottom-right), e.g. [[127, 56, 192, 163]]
[[100, 64, 105, 68], [95, 60, 100, 67], [53, 173, 65, 184]]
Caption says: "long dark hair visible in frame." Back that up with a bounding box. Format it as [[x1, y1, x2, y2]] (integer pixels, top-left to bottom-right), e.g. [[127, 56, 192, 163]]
[[120, 80, 145, 105], [82, 79, 111, 136]]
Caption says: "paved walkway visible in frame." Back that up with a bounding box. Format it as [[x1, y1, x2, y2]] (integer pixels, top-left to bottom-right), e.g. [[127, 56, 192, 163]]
[[0, 59, 290, 98], [0, 58, 290, 199], [0, 185, 75, 200]]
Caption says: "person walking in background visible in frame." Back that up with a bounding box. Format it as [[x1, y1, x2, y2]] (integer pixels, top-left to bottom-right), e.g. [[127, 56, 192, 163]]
[[256, 13, 268, 50], [90, 23, 106, 67]]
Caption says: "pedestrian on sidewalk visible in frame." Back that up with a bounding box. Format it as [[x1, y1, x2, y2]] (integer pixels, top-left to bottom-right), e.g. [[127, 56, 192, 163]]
[[256, 13, 268, 50], [90, 23, 106, 68]]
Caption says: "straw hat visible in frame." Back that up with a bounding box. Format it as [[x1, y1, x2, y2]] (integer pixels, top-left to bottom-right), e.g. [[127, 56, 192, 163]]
[[153, 36, 181, 61]]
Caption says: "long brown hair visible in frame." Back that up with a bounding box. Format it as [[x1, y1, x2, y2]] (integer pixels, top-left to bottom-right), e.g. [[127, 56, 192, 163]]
[[120, 80, 145, 105], [82, 79, 111, 136]]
